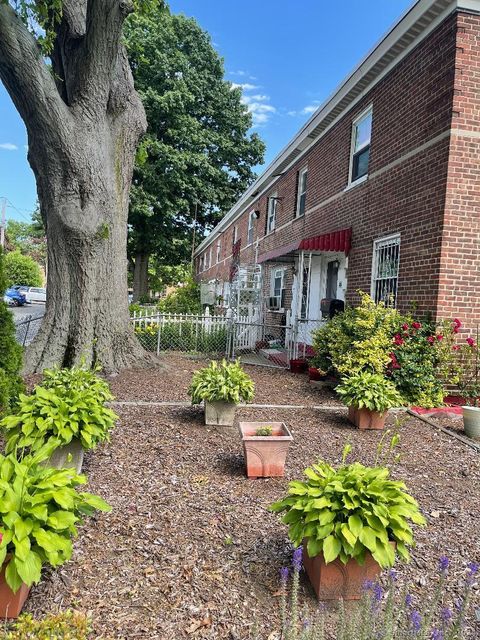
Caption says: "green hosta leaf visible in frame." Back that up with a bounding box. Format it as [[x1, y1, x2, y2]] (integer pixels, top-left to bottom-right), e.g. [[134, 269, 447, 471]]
[[47, 510, 78, 530], [0, 458, 14, 482], [5, 558, 24, 593], [322, 535, 341, 564], [312, 497, 330, 509], [371, 540, 396, 569], [318, 510, 336, 526], [348, 514, 363, 537], [341, 523, 357, 547], [23, 504, 48, 522], [396, 542, 411, 562], [13, 535, 31, 562], [306, 537, 323, 558], [14, 550, 42, 587], [14, 517, 33, 541], [315, 523, 334, 540], [359, 526, 377, 553]]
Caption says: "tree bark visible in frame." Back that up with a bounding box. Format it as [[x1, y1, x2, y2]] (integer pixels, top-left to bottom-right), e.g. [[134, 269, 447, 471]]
[[0, 0, 154, 373], [132, 251, 150, 302]]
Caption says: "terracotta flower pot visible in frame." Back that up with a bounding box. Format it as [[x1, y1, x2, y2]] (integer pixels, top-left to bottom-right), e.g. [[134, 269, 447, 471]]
[[290, 359, 308, 374], [302, 541, 389, 600], [205, 401, 237, 426], [239, 421, 293, 478], [348, 405, 387, 430], [0, 558, 30, 618]]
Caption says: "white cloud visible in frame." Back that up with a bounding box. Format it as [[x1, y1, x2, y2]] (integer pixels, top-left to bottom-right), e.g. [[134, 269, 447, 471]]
[[231, 82, 260, 92], [229, 70, 257, 80], [302, 104, 318, 115], [0, 143, 18, 151]]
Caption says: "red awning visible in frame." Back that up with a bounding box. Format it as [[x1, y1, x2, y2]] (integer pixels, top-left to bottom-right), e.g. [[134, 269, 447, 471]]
[[258, 228, 352, 263]]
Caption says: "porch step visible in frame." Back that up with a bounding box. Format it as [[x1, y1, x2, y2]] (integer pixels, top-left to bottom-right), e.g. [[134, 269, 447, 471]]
[[258, 348, 288, 367]]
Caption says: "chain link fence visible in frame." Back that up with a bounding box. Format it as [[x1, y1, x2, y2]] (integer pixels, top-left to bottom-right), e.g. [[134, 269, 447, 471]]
[[14, 313, 45, 347]]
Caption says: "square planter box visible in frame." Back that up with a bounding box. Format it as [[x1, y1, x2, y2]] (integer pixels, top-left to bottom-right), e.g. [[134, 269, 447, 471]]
[[290, 359, 308, 374], [205, 401, 237, 426], [302, 542, 384, 601], [47, 438, 84, 473], [239, 421, 293, 478], [348, 406, 387, 430], [0, 558, 30, 618]]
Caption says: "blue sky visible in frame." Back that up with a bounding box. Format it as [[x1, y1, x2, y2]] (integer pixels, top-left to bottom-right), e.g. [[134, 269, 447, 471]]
[[0, 0, 413, 222]]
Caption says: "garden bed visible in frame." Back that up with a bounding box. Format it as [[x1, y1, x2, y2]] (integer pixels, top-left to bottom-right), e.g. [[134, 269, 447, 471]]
[[23, 404, 479, 639], [106, 354, 340, 406]]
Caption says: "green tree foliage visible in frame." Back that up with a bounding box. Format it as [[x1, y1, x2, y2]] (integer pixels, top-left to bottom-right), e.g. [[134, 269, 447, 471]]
[[6, 208, 47, 268], [0, 248, 24, 413], [157, 277, 202, 314], [124, 4, 265, 298], [4, 250, 43, 287]]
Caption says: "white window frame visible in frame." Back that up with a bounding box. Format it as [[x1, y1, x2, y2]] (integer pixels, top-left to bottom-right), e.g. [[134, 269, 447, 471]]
[[266, 192, 277, 234], [216, 240, 221, 264], [349, 105, 373, 185], [270, 267, 286, 311], [296, 167, 308, 217], [371, 233, 401, 307], [232, 225, 238, 248], [247, 210, 255, 245]]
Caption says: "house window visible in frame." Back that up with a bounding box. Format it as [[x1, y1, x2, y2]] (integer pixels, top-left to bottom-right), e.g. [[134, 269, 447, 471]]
[[247, 211, 255, 245], [266, 193, 277, 234], [296, 168, 308, 217], [232, 225, 238, 248], [371, 234, 400, 306], [216, 240, 221, 264], [350, 106, 372, 183], [270, 267, 286, 310], [300, 261, 311, 320]]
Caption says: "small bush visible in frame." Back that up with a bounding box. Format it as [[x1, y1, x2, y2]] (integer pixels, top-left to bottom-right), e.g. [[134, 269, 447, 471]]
[[6, 610, 90, 639], [0, 248, 24, 415], [189, 359, 254, 405], [336, 371, 404, 412], [157, 278, 202, 314], [4, 250, 42, 287], [1, 365, 118, 453]]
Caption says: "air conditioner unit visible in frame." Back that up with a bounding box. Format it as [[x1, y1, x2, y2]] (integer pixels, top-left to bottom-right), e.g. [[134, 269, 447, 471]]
[[268, 296, 280, 310]]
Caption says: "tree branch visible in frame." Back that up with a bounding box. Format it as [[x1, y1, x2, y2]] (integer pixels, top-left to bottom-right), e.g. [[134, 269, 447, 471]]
[[73, 0, 134, 111], [0, 3, 68, 129]]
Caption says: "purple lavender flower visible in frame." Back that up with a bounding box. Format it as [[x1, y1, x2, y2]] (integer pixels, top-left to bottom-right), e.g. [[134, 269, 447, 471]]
[[438, 556, 450, 574], [467, 561, 479, 584], [373, 583, 383, 603], [280, 566, 289, 583], [455, 597, 463, 611], [363, 579, 374, 591], [440, 606, 452, 625], [388, 568, 397, 582], [302, 619, 311, 630], [431, 629, 444, 640], [292, 547, 302, 571], [405, 593, 413, 608], [409, 609, 422, 633]]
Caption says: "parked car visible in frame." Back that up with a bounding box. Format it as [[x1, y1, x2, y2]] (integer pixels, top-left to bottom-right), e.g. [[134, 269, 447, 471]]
[[3, 294, 16, 306], [12, 284, 30, 295], [24, 286, 47, 303], [4, 288, 26, 306]]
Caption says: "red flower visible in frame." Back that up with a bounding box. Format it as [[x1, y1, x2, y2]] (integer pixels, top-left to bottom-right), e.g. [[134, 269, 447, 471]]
[[412, 322, 421, 330], [453, 318, 462, 328], [389, 353, 401, 369], [436, 335, 444, 341], [452, 345, 460, 351], [402, 323, 409, 331], [466, 337, 476, 347], [393, 334, 404, 346], [427, 336, 435, 344]]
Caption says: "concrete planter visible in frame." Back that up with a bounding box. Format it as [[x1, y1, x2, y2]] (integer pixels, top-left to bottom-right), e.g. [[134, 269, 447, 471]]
[[47, 438, 84, 473], [348, 405, 387, 430], [302, 540, 393, 600], [0, 557, 30, 618], [205, 401, 237, 426], [462, 405, 480, 440], [239, 421, 293, 478]]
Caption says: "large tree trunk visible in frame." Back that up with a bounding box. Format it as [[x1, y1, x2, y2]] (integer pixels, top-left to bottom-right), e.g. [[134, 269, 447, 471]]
[[132, 251, 149, 302], [0, 0, 154, 373]]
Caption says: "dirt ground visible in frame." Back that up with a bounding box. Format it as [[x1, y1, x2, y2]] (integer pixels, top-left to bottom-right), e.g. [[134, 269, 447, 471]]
[[23, 358, 480, 639]]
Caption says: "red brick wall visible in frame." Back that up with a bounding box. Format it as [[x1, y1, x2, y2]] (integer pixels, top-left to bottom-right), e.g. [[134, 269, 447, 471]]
[[437, 12, 480, 334], [197, 12, 465, 319]]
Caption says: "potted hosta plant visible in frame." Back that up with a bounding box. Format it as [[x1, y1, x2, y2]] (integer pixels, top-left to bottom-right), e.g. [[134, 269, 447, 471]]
[[1, 365, 118, 472], [189, 359, 254, 426], [336, 371, 403, 430], [239, 421, 293, 478], [457, 337, 480, 440], [0, 446, 110, 617], [270, 450, 426, 600]]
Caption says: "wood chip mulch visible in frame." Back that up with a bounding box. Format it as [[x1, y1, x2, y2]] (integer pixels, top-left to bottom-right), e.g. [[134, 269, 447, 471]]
[[23, 394, 480, 639]]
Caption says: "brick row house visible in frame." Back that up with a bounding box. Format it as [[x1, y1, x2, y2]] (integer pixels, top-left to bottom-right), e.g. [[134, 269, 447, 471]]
[[194, 0, 480, 349]]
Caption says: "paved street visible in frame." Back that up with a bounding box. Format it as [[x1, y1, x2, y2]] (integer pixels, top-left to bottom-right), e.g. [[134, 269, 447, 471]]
[[8, 303, 45, 322]]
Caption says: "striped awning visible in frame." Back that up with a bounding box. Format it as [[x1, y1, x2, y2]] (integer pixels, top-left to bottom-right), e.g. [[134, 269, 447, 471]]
[[258, 228, 352, 263]]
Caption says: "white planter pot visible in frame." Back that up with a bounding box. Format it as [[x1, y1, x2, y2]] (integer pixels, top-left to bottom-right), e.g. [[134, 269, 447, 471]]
[[47, 438, 84, 473], [462, 406, 480, 441], [204, 401, 237, 426]]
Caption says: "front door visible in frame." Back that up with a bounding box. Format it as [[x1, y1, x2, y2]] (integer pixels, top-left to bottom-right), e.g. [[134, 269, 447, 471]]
[[325, 260, 339, 300]]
